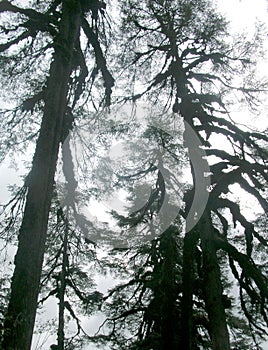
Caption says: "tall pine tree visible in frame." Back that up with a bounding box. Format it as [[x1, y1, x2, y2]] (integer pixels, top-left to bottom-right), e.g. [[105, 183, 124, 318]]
[[0, 0, 114, 348]]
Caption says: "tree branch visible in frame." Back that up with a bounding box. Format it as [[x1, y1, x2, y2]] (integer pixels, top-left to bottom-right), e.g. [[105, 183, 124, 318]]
[[216, 238, 268, 299], [0, 30, 31, 52]]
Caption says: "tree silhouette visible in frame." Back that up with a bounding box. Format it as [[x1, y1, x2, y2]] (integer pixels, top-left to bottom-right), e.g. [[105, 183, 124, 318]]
[[0, 0, 113, 348], [94, 1, 268, 349], [0, 0, 267, 349]]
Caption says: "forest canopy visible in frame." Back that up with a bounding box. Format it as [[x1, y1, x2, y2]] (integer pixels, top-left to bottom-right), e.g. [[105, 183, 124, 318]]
[[0, 0, 268, 349]]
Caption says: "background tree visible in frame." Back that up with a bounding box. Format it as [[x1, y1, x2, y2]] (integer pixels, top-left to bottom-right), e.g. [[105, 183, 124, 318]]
[[92, 0, 268, 349]]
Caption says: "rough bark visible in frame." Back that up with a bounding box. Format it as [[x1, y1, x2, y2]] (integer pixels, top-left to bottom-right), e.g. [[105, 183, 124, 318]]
[[2, 1, 81, 349], [200, 213, 231, 350]]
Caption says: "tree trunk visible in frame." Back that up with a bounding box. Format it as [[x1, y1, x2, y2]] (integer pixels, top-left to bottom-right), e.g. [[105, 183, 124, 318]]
[[200, 213, 231, 350], [2, 1, 81, 349], [57, 220, 69, 350], [159, 229, 178, 350], [179, 83, 211, 350], [180, 228, 198, 350]]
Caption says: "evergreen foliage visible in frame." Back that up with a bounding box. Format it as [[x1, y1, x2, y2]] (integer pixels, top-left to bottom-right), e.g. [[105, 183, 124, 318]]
[[0, 0, 267, 349]]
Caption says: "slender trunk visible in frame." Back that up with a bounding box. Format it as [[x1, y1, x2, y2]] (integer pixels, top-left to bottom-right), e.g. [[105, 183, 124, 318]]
[[180, 227, 198, 350], [159, 229, 178, 350], [200, 213, 231, 350], [2, 2, 81, 349], [58, 221, 69, 350]]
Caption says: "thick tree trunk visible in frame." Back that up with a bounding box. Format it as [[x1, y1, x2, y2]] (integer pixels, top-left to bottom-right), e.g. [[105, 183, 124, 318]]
[[200, 213, 231, 350], [2, 1, 81, 349]]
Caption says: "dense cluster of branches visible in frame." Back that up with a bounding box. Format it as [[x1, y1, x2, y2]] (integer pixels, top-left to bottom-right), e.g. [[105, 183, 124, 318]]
[[0, 0, 267, 350]]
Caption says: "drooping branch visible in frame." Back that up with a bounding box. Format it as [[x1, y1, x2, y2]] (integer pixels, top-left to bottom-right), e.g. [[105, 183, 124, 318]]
[[0, 1, 50, 21], [82, 18, 114, 106], [72, 39, 89, 107], [0, 30, 31, 52], [0, 0, 58, 43], [229, 256, 268, 334], [212, 197, 257, 255], [215, 238, 268, 300]]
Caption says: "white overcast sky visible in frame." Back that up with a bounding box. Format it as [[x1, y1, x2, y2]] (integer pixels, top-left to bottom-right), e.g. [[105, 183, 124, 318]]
[[218, 0, 268, 27]]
